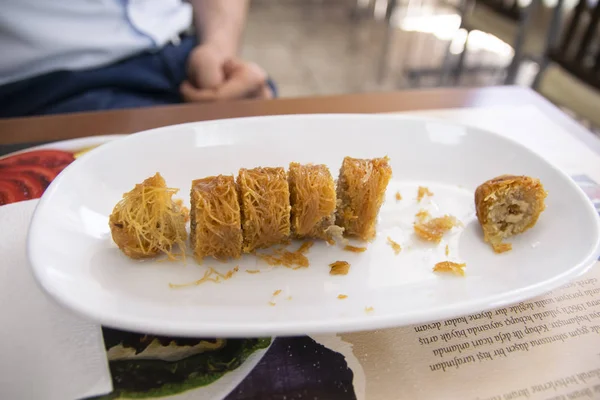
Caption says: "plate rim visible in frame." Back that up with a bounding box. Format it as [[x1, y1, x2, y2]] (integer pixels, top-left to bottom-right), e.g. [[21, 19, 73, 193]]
[[26, 114, 600, 336], [0, 134, 126, 160]]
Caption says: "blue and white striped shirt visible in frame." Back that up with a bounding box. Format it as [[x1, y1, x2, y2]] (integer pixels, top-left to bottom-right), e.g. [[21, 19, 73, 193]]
[[0, 0, 193, 86]]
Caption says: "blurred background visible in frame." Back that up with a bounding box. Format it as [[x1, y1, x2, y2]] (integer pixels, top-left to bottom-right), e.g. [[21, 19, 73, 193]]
[[240, 0, 600, 133]]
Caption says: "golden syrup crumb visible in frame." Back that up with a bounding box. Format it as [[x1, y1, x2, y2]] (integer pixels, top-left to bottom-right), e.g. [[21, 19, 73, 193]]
[[273, 289, 282, 296], [269, 301, 276, 306], [286, 296, 293, 301], [343, 245, 367, 253], [445, 245, 450, 256], [246, 269, 261, 274], [414, 215, 459, 243], [395, 191, 402, 201], [338, 294, 348, 299], [387, 237, 401, 255], [169, 266, 238, 288], [365, 306, 374, 313], [493, 243, 513, 253], [417, 186, 434, 202], [257, 241, 314, 269], [433, 261, 466, 277], [415, 209, 430, 221], [223, 266, 239, 279], [329, 261, 350, 275]]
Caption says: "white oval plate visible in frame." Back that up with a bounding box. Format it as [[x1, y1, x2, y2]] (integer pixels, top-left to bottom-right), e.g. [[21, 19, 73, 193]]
[[28, 115, 600, 337]]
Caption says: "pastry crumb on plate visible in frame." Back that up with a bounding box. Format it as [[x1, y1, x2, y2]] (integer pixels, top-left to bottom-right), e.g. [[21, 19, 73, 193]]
[[417, 186, 433, 202], [329, 261, 350, 275], [414, 215, 459, 243], [387, 237, 401, 255], [343, 245, 367, 253], [433, 261, 466, 277]]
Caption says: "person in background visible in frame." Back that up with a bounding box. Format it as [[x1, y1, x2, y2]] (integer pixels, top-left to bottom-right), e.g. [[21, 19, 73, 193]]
[[0, 0, 272, 118]]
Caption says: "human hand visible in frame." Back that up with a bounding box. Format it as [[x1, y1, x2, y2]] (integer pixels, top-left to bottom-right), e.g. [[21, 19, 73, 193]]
[[180, 58, 272, 102], [186, 43, 228, 90]]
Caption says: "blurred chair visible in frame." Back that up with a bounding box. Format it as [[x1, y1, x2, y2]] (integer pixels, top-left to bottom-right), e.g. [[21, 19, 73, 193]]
[[469, 0, 538, 83], [395, 0, 544, 86], [447, 0, 549, 84], [533, 0, 600, 127], [363, 0, 549, 87]]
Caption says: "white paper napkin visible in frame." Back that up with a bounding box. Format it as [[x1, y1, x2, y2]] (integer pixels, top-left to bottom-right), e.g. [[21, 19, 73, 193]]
[[0, 200, 112, 400]]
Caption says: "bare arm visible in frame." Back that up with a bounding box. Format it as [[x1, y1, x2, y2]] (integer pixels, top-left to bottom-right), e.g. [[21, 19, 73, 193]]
[[189, 0, 249, 57], [182, 0, 270, 101]]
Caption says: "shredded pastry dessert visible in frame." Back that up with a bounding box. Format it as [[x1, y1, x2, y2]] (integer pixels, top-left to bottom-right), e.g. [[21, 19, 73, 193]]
[[111, 156, 396, 269], [338, 294, 348, 299], [109, 173, 187, 260], [433, 261, 466, 276], [238, 167, 291, 252], [475, 175, 547, 253], [190, 175, 242, 263], [414, 215, 459, 243], [336, 156, 392, 241], [288, 162, 336, 239], [329, 261, 350, 275]]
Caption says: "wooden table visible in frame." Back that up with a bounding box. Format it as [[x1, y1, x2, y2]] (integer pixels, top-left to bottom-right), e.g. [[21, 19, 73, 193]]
[[1, 85, 599, 155]]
